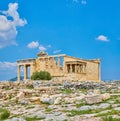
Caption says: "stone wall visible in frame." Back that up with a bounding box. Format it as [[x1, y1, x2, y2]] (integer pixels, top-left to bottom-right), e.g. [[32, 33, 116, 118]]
[[86, 61, 100, 81], [35, 56, 63, 77]]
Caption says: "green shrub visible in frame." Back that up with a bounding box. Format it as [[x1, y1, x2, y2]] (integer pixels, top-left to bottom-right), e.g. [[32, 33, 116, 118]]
[[45, 107, 52, 112], [102, 116, 120, 121], [62, 89, 72, 94], [0, 108, 10, 120], [66, 109, 92, 116], [25, 116, 45, 121], [31, 71, 52, 80], [76, 102, 85, 108], [96, 110, 120, 117]]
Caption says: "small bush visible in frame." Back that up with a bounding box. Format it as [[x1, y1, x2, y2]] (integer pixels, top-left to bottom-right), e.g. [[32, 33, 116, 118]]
[[67, 109, 92, 116], [31, 71, 52, 80], [62, 89, 72, 94], [102, 116, 120, 121], [45, 107, 52, 112], [0, 108, 10, 120], [96, 110, 120, 117], [76, 102, 85, 108], [25, 116, 45, 121]]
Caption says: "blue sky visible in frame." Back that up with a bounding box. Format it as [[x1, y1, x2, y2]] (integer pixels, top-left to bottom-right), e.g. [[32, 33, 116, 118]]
[[0, 0, 120, 80]]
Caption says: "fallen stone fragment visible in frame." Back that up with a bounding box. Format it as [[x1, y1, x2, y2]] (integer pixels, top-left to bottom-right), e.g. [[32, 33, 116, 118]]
[[16, 92, 25, 99], [41, 97, 54, 105], [102, 93, 110, 101], [85, 94, 103, 104], [54, 97, 62, 105], [29, 97, 40, 103]]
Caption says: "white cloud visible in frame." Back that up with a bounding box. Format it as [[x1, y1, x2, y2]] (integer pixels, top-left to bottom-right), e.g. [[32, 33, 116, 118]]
[[39, 45, 47, 51], [0, 61, 17, 80], [73, 0, 87, 4], [96, 35, 109, 42], [27, 41, 39, 49], [27, 41, 48, 52], [53, 49, 61, 54], [81, 0, 87, 5], [2, 3, 27, 26], [0, 3, 27, 48], [0, 61, 17, 70]]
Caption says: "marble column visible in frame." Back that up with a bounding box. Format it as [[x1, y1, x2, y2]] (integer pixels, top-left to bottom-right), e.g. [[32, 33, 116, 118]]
[[70, 64, 72, 73], [24, 64, 27, 80], [83, 64, 86, 73], [80, 65, 82, 73], [75, 64, 77, 73], [30, 64, 33, 78], [58, 56, 60, 74], [53, 57, 56, 75], [49, 58, 52, 74], [18, 65, 20, 81]]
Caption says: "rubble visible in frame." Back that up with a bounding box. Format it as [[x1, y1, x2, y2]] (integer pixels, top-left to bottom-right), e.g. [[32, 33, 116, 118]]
[[0, 80, 120, 120]]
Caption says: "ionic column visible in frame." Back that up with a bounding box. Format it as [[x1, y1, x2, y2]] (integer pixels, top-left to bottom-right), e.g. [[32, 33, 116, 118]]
[[70, 64, 72, 73], [47, 57, 50, 71], [58, 56, 60, 74], [30, 64, 33, 78], [75, 64, 77, 73], [63, 57, 66, 75], [18, 65, 20, 82], [77, 65, 80, 73], [53, 57, 56, 75], [77, 65, 79, 73], [49, 58, 52, 74], [24, 64, 27, 80], [83, 64, 86, 73], [80, 65, 82, 73]]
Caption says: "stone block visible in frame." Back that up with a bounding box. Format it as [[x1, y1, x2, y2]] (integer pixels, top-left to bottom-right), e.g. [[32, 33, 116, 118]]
[[102, 93, 110, 101], [85, 94, 102, 104]]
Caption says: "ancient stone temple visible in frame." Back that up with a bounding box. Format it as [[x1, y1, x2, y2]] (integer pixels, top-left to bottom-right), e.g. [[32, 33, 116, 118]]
[[17, 52, 101, 82]]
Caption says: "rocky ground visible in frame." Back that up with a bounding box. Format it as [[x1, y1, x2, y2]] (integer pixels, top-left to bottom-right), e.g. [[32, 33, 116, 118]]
[[0, 80, 120, 121]]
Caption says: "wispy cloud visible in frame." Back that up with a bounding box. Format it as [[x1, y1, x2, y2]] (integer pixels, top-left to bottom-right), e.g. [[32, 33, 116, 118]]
[[0, 3, 27, 48], [73, 0, 87, 4], [53, 49, 62, 54], [0, 61, 17, 70], [27, 41, 39, 49], [0, 61, 17, 80], [96, 35, 109, 42], [27, 41, 50, 52], [39, 45, 47, 51]]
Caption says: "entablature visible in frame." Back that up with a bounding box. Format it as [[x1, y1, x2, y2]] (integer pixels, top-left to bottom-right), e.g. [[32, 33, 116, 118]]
[[17, 58, 36, 64]]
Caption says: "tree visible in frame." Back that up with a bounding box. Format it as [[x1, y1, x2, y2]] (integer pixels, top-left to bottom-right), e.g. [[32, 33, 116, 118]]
[[31, 71, 52, 80]]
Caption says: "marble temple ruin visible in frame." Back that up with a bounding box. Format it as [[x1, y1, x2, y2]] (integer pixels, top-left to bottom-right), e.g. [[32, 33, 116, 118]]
[[17, 52, 101, 82]]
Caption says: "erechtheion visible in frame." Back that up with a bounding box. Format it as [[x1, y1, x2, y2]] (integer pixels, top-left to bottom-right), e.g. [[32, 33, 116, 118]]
[[17, 52, 101, 82]]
